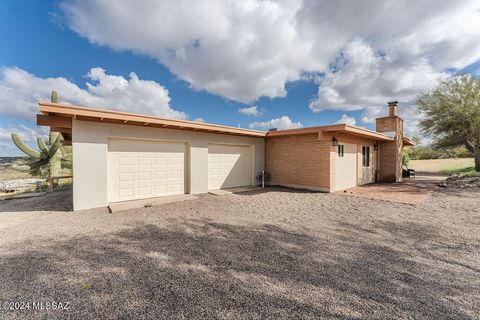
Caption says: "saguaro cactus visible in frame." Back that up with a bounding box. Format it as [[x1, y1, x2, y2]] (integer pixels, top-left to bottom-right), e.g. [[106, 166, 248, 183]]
[[11, 90, 63, 178]]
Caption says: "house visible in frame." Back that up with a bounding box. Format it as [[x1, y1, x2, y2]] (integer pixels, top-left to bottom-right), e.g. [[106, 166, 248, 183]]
[[36, 101, 413, 210]]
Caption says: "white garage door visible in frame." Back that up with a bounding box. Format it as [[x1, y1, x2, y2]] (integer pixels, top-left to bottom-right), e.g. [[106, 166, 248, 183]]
[[108, 138, 185, 202], [335, 143, 357, 191], [208, 144, 252, 190]]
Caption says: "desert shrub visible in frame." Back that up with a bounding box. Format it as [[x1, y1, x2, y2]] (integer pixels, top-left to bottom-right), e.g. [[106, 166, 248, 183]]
[[406, 145, 473, 160], [402, 152, 410, 167]]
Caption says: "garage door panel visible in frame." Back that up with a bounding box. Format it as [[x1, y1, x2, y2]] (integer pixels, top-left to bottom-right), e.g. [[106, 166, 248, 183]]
[[208, 144, 252, 190], [108, 139, 186, 202], [114, 157, 133, 167], [117, 172, 134, 182], [137, 157, 151, 166]]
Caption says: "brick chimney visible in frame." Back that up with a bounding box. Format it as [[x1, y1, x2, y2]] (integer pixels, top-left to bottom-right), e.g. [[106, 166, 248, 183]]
[[388, 101, 398, 117], [375, 101, 404, 183]]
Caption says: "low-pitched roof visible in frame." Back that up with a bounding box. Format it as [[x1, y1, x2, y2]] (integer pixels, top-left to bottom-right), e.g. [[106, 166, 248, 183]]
[[402, 137, 415, 146], [38, 101, 266, 138], [37, 102, 394, 143], [265, 123, 394, 142]]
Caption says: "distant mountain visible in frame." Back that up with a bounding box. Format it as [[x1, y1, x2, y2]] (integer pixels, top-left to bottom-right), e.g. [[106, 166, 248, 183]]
[[0, 157, 22, 165]]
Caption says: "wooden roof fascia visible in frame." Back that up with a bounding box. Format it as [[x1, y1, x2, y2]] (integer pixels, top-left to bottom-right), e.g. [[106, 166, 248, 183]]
[[39, 102, 266, 137]]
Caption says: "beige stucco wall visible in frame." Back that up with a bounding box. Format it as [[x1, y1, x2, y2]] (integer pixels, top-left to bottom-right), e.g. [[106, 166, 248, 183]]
[[331, 135, 378, 192], [72, 120, 265, 210]]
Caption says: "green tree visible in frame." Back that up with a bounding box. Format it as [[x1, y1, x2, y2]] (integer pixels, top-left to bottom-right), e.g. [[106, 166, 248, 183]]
[[417, 74, 480, 171]]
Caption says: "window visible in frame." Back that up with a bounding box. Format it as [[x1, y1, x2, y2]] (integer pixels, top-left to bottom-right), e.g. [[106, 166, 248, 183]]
[[362, 146, 370, 167], [338, 144, 344, 157]]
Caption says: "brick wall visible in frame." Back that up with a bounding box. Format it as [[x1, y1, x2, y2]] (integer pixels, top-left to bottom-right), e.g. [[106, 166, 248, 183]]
[[265, 133, 331, 190], [265, 132, 379, 191], [376, 116, 403, 182]]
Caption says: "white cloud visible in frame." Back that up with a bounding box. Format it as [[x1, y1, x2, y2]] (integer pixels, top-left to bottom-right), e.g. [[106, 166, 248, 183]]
[[193, 117, 204, 123], [0, 67, 186, 122], [0, 125, 49, 157], [249, 116, 302, 130], [238, 105, 262, 117], [335, 114, 356, 126], [59, 0, 480, 107], [309, 39, 449, 113], [0, 125, 47, 143], [0, 66, 188, 156]]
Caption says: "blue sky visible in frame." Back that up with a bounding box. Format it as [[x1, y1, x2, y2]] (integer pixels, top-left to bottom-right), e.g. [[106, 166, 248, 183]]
[[1, 0, 479, 156]]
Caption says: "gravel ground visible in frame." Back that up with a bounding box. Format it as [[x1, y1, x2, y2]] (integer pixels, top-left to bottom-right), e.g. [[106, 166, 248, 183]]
[[0, 186, 479, 319]]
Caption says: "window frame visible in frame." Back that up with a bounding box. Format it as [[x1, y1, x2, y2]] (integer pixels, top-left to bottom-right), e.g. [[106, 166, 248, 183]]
[[338, 144, 344, 157], [362, 146, 370, 167]]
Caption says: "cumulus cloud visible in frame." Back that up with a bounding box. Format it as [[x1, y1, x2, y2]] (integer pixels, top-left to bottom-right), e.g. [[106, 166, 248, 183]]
[[335, 114, 357, 126], [238, 106, 262, 117], [0, 66, 187, 156], [0, 125, 47, 143], [249, 116, 302, 130], [59, 0, 480, 106], [0, 125, 49, 157], [0, 67, 186, 122], [309, 39, 447, 112]]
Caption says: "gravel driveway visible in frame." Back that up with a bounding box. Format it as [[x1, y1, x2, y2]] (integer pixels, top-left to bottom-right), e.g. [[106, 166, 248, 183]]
[[0, 186, 479, 319]]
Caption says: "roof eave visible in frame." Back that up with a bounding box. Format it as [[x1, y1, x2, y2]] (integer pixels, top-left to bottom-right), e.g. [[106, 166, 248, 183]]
[[38, 101, 266, 138]]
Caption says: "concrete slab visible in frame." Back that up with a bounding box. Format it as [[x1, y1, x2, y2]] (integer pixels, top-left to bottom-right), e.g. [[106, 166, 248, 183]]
[[208, 186, 260, 196], [108, 194, 198, 213], [334, 173, 448, 205]]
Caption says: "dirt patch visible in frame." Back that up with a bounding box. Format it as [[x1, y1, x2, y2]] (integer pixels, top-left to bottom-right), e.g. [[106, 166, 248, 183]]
[[335, 173, 447, 204], [0, 185, 72, 212]]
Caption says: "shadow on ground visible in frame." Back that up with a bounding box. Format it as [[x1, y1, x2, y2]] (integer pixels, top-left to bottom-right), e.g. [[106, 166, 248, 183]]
[[0, 218, 477, 319], [0, 186, 73, 213]]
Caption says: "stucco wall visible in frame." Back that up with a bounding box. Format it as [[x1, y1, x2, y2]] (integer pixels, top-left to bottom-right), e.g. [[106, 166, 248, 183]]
[[72, 120, 265, 210]]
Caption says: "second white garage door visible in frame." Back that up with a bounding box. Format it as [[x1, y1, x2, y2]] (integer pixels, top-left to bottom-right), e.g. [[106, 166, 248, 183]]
[[208, 144, 252, 190], [108, 138, 186, 202]]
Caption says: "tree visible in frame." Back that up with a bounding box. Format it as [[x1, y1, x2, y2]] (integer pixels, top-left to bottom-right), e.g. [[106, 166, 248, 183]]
[[417, 74, 480, 171]]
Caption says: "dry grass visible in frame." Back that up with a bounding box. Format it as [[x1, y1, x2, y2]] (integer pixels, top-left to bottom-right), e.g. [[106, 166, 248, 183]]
[[0, 164, 31, 181], [409, 158, 475, 173]]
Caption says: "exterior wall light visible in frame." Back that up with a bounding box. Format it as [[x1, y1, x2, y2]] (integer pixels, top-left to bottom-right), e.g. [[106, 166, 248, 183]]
[[374, 143, 378, 150], [332, 137, 338, 146]]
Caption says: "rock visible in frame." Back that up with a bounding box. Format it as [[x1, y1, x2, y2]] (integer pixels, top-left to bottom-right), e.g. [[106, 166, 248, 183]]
[[438, 182, 447, 188], [0, 178, 45, 192]]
